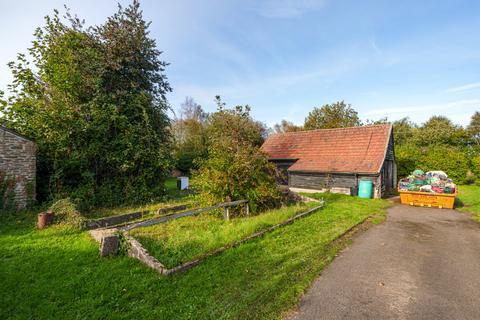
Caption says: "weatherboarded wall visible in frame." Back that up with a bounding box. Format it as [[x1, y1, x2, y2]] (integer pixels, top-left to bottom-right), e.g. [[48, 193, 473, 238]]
[[288, 171, 383, 198], [0, 127, 36, 209]]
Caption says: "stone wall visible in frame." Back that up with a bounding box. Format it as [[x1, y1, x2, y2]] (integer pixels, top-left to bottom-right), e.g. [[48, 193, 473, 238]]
[[0, 126, 36, 209]]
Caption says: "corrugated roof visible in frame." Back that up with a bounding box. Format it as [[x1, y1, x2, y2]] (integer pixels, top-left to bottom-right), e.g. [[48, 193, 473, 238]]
[[261, 124, 392, 174]]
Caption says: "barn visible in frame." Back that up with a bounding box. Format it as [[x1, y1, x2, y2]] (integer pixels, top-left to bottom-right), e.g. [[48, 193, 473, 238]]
[[261, 124, 396, 198], [0, 125, 36, 209]]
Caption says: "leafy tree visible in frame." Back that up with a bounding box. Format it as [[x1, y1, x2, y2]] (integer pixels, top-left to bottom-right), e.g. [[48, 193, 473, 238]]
[[467, 111, 480, 146], [395, 143, 423, 179], [392, 117, 416, 145], [364, 117, 389, 125], [304, 101, 361, 130], [1, 2, 172, 208], [419, 146, 470, 184], [172, 97, 208, 173], [193, 98, 280, 213], [413, 116, 468, 147], [272, 119, 303, 134]]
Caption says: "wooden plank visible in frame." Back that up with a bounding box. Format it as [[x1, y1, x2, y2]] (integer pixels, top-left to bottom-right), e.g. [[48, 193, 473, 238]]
[[120, 200, 248, 231]]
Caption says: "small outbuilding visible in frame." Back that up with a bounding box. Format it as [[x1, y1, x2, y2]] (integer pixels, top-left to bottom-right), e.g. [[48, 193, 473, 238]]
[[261, 124, 396, 198], [0, 125, 36, 209]]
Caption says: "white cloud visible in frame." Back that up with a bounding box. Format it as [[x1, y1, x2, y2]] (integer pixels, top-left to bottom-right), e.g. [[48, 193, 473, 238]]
[[364, 99, 480, 116], [369, 37, 382, 55], [254, 0, 327, 18], [362, 99, 480, 125], [445, 82, 480, 93]]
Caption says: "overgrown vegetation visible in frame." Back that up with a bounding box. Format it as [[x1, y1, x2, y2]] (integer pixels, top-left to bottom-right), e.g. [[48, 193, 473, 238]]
[[171, 97, 209, 173], [48, 198, 85, 228], [0, 1, 172, 209], [193, 97, 280, 212], [130, 202, 319, 268], [0, 193, 388, 319], [0, 171, 16, 210]]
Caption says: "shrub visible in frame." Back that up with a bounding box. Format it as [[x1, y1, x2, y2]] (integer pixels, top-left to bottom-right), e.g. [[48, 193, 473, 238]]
[[395, 144, 423, 179], [418, 146, 470, 184], [193, 101, 280, 213], [49, 198, 85, 229]]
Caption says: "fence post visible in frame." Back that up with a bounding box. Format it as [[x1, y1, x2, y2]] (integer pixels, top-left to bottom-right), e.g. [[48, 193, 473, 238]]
[[224, 207, 230, 221], [245, 202, 249, 216]]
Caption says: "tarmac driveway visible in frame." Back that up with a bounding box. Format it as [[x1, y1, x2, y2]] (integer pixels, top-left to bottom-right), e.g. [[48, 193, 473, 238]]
[[289, 204, 480, 320]]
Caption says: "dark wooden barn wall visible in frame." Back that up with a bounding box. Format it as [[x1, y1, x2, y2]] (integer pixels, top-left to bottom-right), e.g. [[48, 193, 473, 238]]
[[272, 160, 297, 185], [288, 172, 379, 190]]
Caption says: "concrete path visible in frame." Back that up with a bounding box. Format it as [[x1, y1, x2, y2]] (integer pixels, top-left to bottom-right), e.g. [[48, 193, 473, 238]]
[[289, 204, 480, 320]]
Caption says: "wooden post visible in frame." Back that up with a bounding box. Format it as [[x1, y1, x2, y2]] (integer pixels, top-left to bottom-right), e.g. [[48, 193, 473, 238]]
[[245, 202, 249, 216], [224, 207, 230, 221]]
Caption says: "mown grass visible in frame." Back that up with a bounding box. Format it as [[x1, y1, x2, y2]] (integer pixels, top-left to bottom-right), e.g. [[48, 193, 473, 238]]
[[0, 193, 388, 319], [130, 202, 320, 268], [456, 185, 480, 222]]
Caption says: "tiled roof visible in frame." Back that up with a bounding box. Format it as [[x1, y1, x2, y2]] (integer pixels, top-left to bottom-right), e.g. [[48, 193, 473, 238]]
[[261, 124, 392, 174]]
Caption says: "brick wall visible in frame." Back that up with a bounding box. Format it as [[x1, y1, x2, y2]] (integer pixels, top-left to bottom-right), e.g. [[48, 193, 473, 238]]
[[0, 127, 36, 209]]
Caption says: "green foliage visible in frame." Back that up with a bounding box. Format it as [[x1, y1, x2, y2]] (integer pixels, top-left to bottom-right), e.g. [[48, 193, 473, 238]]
[[456, 185, 480, 222], [304, 101, 361, 130], [412, 115, 469, 147], [395, 144, 423, 179], [419, 145, 470, 184], [172, 97, 208, 173], [1, 2, 172, 208], [392, 117, 416, 145], [193, 98, 280, 212], [272, 119, 303, 133], [49, 198, 85, 228], [0, 171, 16, 211], [396, 143, 470, 184], [472, 155, 480, 175], [467, 111, 480, 147]]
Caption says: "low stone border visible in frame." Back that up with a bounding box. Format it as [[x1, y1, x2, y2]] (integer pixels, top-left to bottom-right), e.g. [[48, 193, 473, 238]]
[[125, 201, 324, 275]]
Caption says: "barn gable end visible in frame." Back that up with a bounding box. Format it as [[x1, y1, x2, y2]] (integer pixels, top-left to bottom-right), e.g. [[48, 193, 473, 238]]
[[0, 126, 36, 209]]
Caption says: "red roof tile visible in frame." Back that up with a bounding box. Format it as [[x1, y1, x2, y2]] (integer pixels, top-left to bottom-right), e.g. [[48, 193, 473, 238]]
[[261, 124, 392, 174]]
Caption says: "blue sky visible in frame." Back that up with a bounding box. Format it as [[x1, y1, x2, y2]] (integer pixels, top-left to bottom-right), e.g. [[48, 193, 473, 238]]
[[1, 0, 480, 127]]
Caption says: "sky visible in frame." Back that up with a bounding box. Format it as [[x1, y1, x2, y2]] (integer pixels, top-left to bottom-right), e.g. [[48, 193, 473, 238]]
[[1, 0, 480, 127]]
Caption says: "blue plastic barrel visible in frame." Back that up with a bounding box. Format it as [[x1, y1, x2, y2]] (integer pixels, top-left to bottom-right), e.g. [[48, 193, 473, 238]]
[[358, 180, 373, 198]]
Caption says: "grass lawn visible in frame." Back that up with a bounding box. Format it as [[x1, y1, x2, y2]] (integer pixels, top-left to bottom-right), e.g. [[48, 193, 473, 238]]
[[130, 202, 320, 268], [0, 193, 388, 319], [457, 185, 480, 222]]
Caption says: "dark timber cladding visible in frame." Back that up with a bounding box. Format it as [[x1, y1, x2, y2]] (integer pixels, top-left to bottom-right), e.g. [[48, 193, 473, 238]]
[[260, 124, 396, 198]]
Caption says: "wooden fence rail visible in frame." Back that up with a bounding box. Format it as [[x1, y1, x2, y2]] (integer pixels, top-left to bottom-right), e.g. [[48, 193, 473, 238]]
[[120, 200, 248, 232]]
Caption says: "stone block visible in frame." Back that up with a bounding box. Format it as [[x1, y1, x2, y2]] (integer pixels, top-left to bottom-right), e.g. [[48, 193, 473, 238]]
[[100, 235, 120, 257]]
